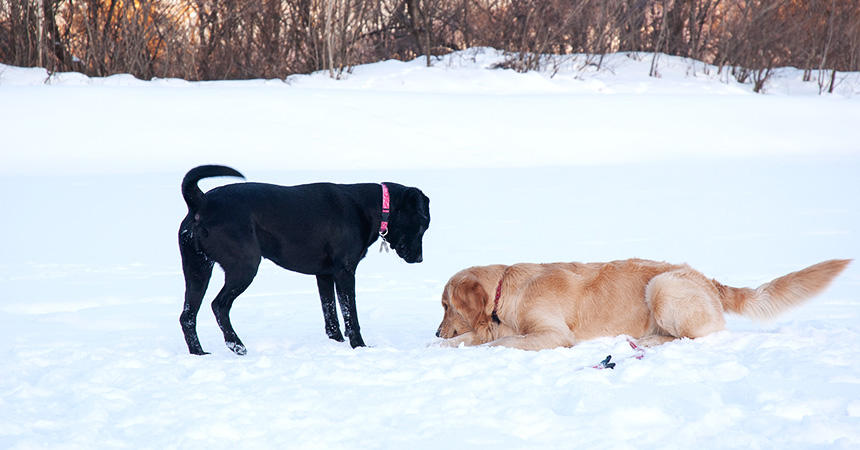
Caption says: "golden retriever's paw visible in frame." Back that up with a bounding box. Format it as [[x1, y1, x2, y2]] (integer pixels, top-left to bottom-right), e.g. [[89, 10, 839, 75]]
[[635, 335, 677, 348], [428, 338, 468, 348]]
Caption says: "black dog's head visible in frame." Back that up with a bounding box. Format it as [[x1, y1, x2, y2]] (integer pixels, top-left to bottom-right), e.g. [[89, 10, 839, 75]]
[[387, 186, 430, 263]]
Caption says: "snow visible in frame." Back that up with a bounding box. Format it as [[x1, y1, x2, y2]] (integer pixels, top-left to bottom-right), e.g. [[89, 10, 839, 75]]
[[1, 49, 859, 449]]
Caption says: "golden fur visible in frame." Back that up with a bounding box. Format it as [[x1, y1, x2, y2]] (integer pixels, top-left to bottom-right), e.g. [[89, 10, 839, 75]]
[[436, 258, 851, 350]]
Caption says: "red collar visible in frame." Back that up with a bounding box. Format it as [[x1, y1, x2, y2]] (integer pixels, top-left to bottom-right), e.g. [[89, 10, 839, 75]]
[[380, 183, 390, 236], [492, 276, 503, 323]]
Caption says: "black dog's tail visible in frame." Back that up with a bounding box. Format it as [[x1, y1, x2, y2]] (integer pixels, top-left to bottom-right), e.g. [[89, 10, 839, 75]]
[[181, 165, 245, 212]]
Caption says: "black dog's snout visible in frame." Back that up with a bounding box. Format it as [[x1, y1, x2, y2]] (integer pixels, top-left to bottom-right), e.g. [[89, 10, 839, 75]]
[[413, 249, 423, 263]]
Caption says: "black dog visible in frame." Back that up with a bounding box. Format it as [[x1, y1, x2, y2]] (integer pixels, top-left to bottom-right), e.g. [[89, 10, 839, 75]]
[[178, 165, 430, 355]]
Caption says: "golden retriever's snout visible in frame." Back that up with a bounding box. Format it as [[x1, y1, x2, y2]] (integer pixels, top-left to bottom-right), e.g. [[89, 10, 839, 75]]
[[435, 320, 457, 339], [435, 324, 449, 338]]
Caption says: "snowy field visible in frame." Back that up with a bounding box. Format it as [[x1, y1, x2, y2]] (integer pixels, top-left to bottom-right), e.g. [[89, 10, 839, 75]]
[[1, 49, 859, 449]]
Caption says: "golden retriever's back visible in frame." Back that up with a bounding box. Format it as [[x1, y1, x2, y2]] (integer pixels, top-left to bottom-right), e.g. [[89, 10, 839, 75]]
[[502, 260, 680, 340]]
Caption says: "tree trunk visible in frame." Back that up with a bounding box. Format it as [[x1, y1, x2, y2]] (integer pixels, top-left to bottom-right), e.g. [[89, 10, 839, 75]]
[[406, 0, 431, 66]]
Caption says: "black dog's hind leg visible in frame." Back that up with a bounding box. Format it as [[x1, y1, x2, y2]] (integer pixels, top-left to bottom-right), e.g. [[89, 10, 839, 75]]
[[179, 236, 214, 355], [334, 270, 366, 348], [316, 274, 345, 342], [212, 261, 259, 355]]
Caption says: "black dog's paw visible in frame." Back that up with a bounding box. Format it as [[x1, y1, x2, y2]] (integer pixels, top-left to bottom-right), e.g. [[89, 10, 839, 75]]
[[349, 336, 366, 348], [188, 344, 210, 355], [227, 341, 247, 356], [326, 328, 345, 342]]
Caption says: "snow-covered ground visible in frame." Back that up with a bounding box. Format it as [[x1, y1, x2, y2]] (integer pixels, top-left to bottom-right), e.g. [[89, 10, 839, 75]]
[[1, 49, 859, 449]]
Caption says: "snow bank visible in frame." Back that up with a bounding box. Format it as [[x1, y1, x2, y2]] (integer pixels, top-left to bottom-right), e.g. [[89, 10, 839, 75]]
[[1, 49, 858, 176]]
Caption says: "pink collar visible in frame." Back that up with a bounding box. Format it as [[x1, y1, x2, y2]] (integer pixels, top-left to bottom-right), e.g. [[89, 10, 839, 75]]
[[380, 183, 390, 236]]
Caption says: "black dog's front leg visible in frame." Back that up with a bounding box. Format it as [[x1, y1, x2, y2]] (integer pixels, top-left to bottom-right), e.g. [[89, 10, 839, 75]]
[[334, 271, 366, 348], [316, 274, 344, 342]]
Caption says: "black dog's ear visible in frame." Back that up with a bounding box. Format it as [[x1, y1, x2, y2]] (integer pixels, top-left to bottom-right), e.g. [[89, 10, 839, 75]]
[[406, 188, 430, 220], [406, 187, 422, 200]]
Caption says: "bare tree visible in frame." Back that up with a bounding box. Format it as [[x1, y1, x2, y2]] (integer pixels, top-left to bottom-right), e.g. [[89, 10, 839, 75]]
[[2, 0, 859, 84]]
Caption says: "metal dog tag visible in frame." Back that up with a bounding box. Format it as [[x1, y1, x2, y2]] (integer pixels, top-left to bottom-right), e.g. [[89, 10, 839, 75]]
[[379, 239, 390, 253]]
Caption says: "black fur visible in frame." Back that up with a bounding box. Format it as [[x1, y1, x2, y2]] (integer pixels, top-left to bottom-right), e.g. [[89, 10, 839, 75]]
[[178, 165, 430, 355]]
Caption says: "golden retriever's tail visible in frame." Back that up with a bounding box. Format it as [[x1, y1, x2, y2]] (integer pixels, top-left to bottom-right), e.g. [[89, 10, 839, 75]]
[[716, 259, 851, 319]]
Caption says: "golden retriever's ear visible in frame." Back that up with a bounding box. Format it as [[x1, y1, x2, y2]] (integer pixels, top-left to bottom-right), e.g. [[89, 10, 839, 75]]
[[450, 276, 491, 334]]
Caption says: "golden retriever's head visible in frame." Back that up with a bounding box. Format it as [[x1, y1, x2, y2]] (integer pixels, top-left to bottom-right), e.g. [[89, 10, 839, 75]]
[[436, 266, 505, 340]]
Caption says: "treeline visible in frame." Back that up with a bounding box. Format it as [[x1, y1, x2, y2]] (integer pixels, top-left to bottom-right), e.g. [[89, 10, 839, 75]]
[[2, 0, 858, 89]]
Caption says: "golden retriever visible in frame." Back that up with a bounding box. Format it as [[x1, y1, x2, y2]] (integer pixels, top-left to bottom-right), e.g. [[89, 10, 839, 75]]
[[435, 258, 850, 350]]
